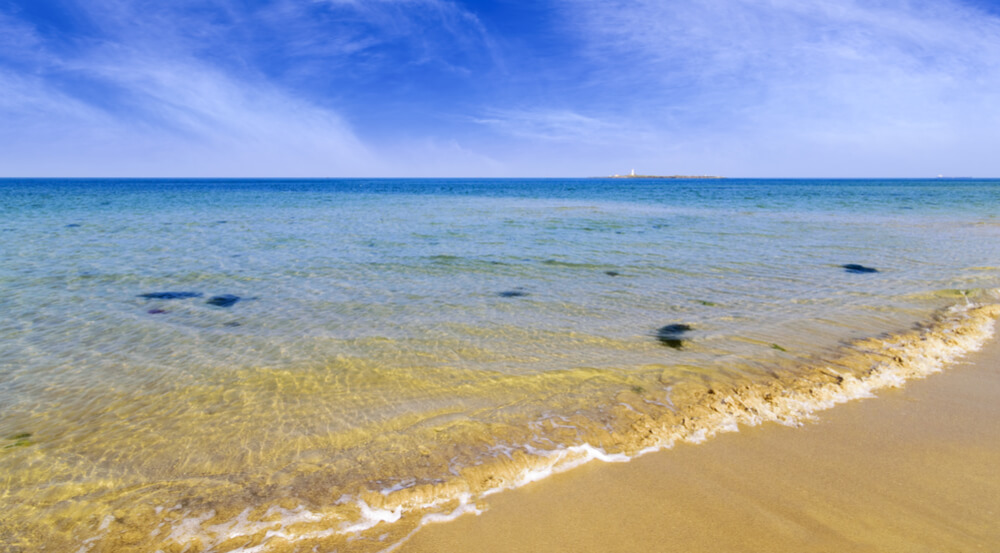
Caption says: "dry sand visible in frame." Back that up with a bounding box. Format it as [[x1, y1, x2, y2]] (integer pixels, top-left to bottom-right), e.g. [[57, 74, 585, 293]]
[[401, 335, 1000, 553]]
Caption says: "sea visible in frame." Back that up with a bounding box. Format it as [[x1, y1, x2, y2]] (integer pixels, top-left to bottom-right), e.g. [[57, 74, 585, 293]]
[[1, 178, 999, 552]]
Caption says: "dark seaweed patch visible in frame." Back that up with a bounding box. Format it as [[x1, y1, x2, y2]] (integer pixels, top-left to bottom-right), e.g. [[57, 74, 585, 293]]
[[3, 433, 33, 449], [498, 290, 528, 298], [206, 294, 240, 307], [842, 264, 879, 274], [138, 292, 203, 300]]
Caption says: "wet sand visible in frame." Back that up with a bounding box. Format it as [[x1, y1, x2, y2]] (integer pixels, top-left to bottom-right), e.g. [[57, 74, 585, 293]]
[[401, 333, 1000, 553]]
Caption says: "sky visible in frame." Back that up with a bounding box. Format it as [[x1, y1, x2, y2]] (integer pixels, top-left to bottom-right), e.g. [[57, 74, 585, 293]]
[[1, 0, 1000, 177]]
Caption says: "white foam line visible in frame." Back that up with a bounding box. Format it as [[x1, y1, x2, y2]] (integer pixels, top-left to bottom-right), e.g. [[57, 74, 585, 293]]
[[339, 501, 403, 535], [375, 494, 483, 553]]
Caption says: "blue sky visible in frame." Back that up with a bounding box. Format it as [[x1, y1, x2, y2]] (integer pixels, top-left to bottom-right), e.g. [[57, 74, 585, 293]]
[[2, 0, 999, 177]]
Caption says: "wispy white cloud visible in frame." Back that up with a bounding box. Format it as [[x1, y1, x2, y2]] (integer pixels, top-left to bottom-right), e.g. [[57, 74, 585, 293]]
[[0, 53, 375, 176], [0, 9, 41, 55], [0, 1, 374, 176], [235, 0, 501, 78], [473, 108, 632, 143], [514, 0, 1000, 176], [0, 0, 503, 176]]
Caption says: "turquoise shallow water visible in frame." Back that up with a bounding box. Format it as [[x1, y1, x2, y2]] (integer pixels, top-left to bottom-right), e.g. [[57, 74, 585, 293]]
[[1, 178, 999, 552]]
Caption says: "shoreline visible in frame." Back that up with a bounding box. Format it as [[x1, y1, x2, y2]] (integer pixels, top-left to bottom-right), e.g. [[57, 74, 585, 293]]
[[400, 316, 1000, 552], [9, 305, 996, 552]]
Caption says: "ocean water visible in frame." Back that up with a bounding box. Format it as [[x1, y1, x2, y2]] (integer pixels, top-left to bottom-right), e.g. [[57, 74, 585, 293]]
[[1, 178, 999, 552]]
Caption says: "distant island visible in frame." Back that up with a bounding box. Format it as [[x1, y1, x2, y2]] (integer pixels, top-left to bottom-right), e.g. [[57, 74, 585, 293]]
[[603, 169, 724, 179]]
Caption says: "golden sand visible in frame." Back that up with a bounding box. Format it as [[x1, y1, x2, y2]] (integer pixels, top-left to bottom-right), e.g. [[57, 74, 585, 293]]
[[401, 322, 1000, 552]]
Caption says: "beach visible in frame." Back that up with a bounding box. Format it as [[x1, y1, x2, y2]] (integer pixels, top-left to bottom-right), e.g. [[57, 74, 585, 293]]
[[2, 178, 999, 552], [401, 323, 1000, 553], [5, 1, 1000, 550]]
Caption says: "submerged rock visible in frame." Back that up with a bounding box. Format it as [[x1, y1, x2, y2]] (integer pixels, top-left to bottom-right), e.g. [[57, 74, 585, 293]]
[[842, 264, 879, 274], [658, 323, 693, 334], [656, 324, 693, 349], [206, 294, 240, 307], [138, 291, 203, 300]]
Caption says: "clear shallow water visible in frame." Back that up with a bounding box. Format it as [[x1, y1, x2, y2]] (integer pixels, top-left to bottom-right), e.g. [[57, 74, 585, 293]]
[[1, 178, 999, 552]]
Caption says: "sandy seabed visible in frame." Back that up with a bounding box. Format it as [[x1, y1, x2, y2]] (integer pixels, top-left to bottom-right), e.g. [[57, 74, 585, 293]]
[[401, 327, 1000, 553]]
